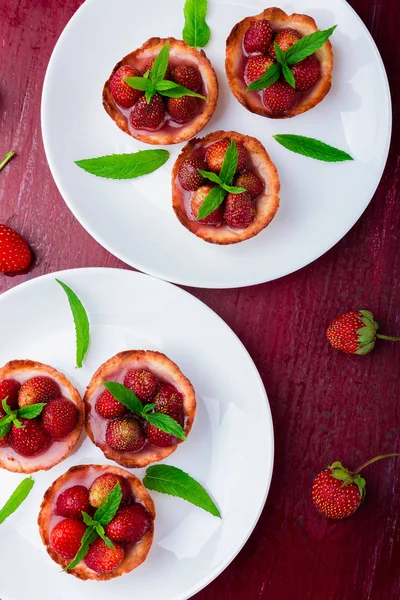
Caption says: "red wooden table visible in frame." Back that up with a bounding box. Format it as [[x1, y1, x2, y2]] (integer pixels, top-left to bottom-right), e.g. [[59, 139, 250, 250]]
[[1, 1, 399, 598]]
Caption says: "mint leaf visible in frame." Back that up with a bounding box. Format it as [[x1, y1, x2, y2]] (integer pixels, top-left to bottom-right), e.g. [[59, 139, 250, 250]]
[[285, 26, 337, 65], [56, 279, 90, 368], [0, 150, 15, 172], [150, 41, 170, 83], [154, 80, 205, 100], [94, 481, 122, 525], [143, 403, 156, 413], [282, 63, 295, 88], [246, 61, 281, 91], [198, 170, 223, 186], [18, 403, 46, 419], [273, 134, 353, 162], [0, 422, 11, 439], [197, 186, 226, 220], [75, 150, 170, 180], [65, 526, 97, 571], [183, 0, 210, 48], [124, 76, 154, 92], [143, 412, 186, 441], [0, 477, 34, 525], [274, 42, 285, 65], [82, 511, 95, 527], [2, 398, 12, 416], [95, 523, 115, 548], [144, 465, 220, 517], [220, 183, 246, 194], [103, 381, 143, 415], [219, 139, 238, 185]]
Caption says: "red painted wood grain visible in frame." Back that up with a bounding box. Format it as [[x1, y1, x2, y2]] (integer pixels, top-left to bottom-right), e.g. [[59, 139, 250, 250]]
[[1, 1, 399, 598]]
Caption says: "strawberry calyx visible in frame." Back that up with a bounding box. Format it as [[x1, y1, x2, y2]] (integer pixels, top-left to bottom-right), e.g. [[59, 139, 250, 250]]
[[355, 310, 379, 355], [328, 462, 366, 499]]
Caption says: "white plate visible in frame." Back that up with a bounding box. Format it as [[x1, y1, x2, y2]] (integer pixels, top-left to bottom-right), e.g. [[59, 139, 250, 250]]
[[0, 268, 273, 600], [41, 0, 391, 288]]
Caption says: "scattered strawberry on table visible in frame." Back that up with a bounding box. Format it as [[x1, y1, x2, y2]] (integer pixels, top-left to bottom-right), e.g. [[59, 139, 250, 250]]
[[327, 310, 400, 355], [0, 224, 31, 274], [312, 454, 400, 519]]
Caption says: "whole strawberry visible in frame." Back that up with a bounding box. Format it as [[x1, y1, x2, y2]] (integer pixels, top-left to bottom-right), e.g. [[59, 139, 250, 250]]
[[167, 96, 197, 124], [106, 417, 145, 452], [312, 454, 400, 519], [18, 376, 60, 407], [244, 19, 273, 54], [269, 27, 301, 57], [56, 485, 90, 519], [154, 382, 183, 417], [10, 418, 50, 457], [178, 157, 207, 191], [50, 518, 87, 559], [326, 310, 400, 355], [172, 64, 201, 92], [263, 80, 296, 116], [123, 369, 160, 403], [205, 139, 248, 174], [110, 65, 143, 108], [84, 537, 125, 574], [89, 473, 131, 508], [105, 503, 152, 543], [0, 379, 20, 416], [244, 55, 275, 85], [235, 170, 264, 199], [291, 55, 321, 92], [96, 389, 127, 420], [0, 225, 31, 273], [191, 186, 224, 225], [130, 94, 165, 131], [41, 397, 78, 439], [224, 192, 256, 229]]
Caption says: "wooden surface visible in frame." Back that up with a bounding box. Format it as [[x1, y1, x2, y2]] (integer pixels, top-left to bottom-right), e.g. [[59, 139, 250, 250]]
[[1, 1, 399, 598]]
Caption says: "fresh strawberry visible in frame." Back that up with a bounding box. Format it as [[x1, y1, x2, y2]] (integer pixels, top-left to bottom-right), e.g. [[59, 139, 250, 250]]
[[144, 58, 171, 80], [147, 422, 178, 447], [312, 463, 363, 519], [263, 80, 296, 115], [0, 434, 8, 447], [105, 416, 145, 452], [326, 310, 400, 355], [10, 418, 50, 456], [130, 94, 165, 131], [224, 192, 255, 229], [109, 65, 143, 108], [0, 225, 31, 273], [18, 376, 60, 408], [154, 382, 183, 417], [291, 55, 320, 91], [244, 55, 275, 85], [89, 473, 132, 508], [235, 170, 264, 199], [56, 485, 90, 520], [84, 537, 125, 574], [105, 504, 152, 543], [269, 27, 301, 57], [0, 379, 20, 417], [95, 389, 127, 420], [123, 370, 160, 404], [172, 64, 202, 92], [243, 19, 273, 54], [50, 518, 87, 559], [178, 157, 207, 191], [191, 186, 224, 226], [41, 397, 78, 439], [167, 96, 197, 124], [205, 139, 248, 174]]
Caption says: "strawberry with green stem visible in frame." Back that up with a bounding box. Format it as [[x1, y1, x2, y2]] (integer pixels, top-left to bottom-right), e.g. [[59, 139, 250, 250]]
[[312, 453, 400, 519], [327, 310, 400, 355]]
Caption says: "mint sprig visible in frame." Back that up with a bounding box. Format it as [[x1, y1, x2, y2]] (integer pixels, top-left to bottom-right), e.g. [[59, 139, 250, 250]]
[[65, 482, 122, 570], [75, 150, 170, 180], [197, 139, 245, 221], [104, 382, 186, 441], [182, 0, 210, 48], [125, 41, 206, 103], [56, 279, 90, 368], [273, 134, 354, 162], [143, 465, 221, 517], [0, 477, 34, 525], [0, 398, 46, 440], [247, 25, 336, 91]]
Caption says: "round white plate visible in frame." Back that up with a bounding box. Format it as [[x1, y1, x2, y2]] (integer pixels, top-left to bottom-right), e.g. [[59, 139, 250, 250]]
[[41, 0, 391, 288], [0, 268, 273, 600]]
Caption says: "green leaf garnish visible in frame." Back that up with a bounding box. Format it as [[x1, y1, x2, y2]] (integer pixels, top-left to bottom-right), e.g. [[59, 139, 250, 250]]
[[154, 80, 205, 100], [196, 186, 226, 221], [123, 76, 154, 92], [143, 465, 221, 517], [282, 63, 295, 88], [0, 401, 46, 435], [0, 150, 15, 172], [0, 477, 34, 525], [150, 41, 170, 83], [273, 134, 353, 162], [219, 139, 238, 186], [246, 61, 281, 92], [0, 422, 11, 439], [18, 403, 46, 419], [182, 0, 210, 48], [103, 381, 143, 415], [56, 279, 90, 368], [220, 183, 246, 194], [65, 526, 98, 571], [285, 26, 337, 65], [274, 42, 286, 65], [198, 170, 223, 186], [75, 149, 170, 180], [144, 412, 186, 441], [94, 482, 122, 525]]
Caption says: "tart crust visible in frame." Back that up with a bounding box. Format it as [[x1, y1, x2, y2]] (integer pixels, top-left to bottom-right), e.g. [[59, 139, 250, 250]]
[[38, 464, 156, 581], [103, 37, 219, 145], [225, 7, 334, 119], [84, 350, 196, 468], [0, 360, 84, 474], [172, 130, 280, 244]]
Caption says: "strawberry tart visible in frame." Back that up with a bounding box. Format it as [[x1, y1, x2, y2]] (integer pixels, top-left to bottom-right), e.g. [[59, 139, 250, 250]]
[[84, 350, 196, 468], [172, 130, 280, 244], [0, 360, 84, 473], [38, 464, 155, 580], [103, 37, 218, 145], [225, 7, 334, 118]]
